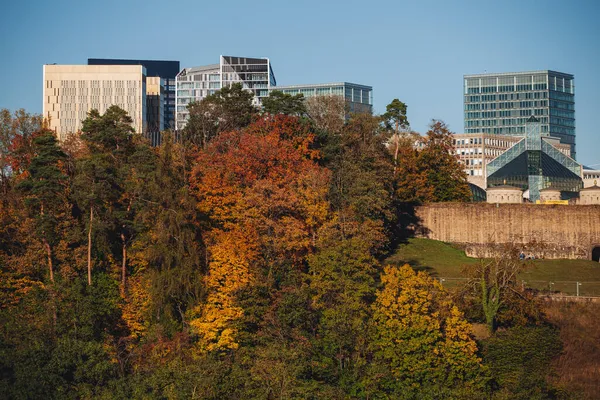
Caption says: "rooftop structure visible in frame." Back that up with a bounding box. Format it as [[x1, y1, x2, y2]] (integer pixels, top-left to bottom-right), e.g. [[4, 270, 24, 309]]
[[176, 56, 275, 130], [272, 82, 373, 114]]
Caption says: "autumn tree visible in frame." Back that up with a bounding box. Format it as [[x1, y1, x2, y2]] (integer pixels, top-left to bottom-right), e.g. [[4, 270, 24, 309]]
[[0, 109, 43, 193], [418, 120, 471, 202], [262, 90, 306, 116], [189, 115, 330, 352], [367, 265, 487, 398]]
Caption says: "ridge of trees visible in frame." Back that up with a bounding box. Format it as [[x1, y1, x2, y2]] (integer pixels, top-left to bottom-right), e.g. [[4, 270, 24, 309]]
[[0, 93, 573, 398]]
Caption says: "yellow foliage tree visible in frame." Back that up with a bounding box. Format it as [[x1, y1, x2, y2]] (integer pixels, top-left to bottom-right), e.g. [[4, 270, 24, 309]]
[[189, 227, 258, 353], [367, 264, 487, 397]]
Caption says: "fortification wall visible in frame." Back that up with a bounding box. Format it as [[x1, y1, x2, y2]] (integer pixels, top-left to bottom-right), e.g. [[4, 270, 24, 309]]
[[414, 204, 600, 259]]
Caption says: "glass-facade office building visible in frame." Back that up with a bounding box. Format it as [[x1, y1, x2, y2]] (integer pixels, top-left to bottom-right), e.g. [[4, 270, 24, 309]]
[[464, 71, 576, 158], [176, 56, 275, 130], [486, 116, 582, 202], [273, 82, 373, 114]]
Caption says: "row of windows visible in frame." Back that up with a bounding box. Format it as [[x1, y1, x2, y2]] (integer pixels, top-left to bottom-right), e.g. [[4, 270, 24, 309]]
[[467, 83, 549, 94], [466, 117, 550, 127], [466, 92, 549, 102]]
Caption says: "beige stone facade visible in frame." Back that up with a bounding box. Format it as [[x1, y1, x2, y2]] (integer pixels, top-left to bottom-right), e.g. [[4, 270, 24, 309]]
[[579, 185, 600, 205], [43, 65, 146, 140], [582, 170, 600, 188], [539, 188, 562, 202], [486, 185, 523, 204]]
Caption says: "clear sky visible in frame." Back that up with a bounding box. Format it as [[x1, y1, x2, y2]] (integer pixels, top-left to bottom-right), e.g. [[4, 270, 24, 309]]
[[1, 0, 599, 166]]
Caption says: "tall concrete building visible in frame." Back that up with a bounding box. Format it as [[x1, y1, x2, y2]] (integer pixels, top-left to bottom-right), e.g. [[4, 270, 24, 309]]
[[176, 55, 275, 130], [464, 70, 576, 158], [88, 58, 180, 130], [43, 64, 147, 140], [272, 82, 373, 114]]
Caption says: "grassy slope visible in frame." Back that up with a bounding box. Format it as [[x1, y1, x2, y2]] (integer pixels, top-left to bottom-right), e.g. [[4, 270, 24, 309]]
[[386, 238, 600, 295]]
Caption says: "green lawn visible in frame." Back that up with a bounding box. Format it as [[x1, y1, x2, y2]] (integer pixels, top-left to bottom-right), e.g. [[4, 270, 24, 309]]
[[386, 238, 600, 296]]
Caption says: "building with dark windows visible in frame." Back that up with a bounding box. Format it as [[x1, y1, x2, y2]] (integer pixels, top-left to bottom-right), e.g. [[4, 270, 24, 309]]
[[464, 71, 576, 158], [272, 82, 373, 114], [88, 58, 180, 131], [485, 116, 582, 203], [175, 55, 275, 130]]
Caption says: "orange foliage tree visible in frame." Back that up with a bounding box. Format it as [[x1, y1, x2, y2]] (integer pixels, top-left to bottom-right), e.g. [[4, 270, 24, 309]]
[[189, 115, 330, 352]]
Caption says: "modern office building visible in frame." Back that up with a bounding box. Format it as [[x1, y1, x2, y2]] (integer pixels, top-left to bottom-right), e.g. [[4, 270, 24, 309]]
[[485, 116, 582, 202], [464, 70, 576, 158], [43, 64, 146, 140], [88, 58, 180, 130], [175, 55, 275, 130], [272, 82, 373, 114], [453, 132, 571, 189]]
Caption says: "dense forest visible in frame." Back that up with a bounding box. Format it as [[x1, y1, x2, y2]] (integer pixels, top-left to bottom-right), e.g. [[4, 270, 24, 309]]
[[0, 87, 597, 399]]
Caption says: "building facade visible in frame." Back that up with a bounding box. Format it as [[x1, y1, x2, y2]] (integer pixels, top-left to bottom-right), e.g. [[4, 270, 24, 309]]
[[146, 77, 164, 134], [453, 132, 571, 189], [485, 117, 582, 202], [88, 59, 180, 130], [175, 56, 275, 130], [43, 64, 146, 140], [272, 82, 373, 114], [464, 70, 576, 158]]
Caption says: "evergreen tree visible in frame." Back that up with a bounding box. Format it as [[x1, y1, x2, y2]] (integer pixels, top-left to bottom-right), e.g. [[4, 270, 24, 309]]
[[262, 90, 306, 116], [17, 130, 69, 282]]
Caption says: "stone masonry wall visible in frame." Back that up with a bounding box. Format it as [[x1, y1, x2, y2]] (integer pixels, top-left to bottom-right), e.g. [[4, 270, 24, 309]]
[[415, 204, 600, 259]]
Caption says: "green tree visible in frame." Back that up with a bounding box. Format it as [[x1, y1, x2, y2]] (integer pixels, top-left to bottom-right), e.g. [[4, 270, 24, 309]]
[[382, 99, 409, 177], [73, 106, 135, 285], [262, 90, 306, 116], [462, 248, 535, 333], [184, 83, 257, 149], [17, 130, 69, 283], [418, 120, 471, 202], [482, 326, 562, 399], [308, 238, 379, 393]]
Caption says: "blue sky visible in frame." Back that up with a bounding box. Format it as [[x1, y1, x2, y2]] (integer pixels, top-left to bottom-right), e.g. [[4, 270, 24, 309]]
[[1, 0, 599, 166]]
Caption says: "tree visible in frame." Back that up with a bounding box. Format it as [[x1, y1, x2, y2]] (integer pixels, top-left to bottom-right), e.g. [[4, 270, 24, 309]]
[[462, 247, 537, 333], [73, 106, 135, 285], [17, 130, 69, 283], [305, 95, 346, 135], [184, 83, 257, 149], [308, 238, 379, 392], [367, 265, 487, 398], [417, 120, 471, 202], [262, 90, 306, 116], [0, 109, 43, 193], [382, 99, 409, 177]]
